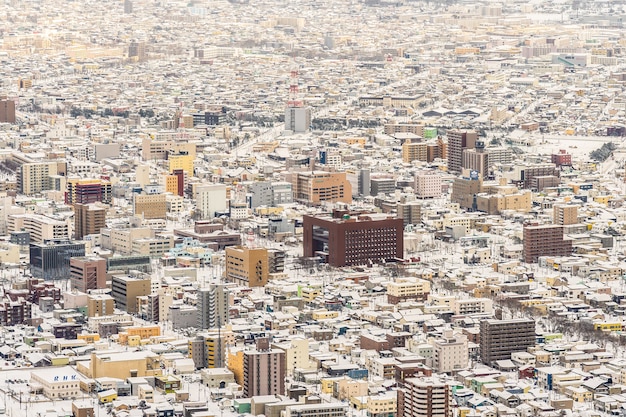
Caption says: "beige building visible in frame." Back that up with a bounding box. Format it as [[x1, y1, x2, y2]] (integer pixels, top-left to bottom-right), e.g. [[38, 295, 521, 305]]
[[87, 294, 115, 318], [31, 366, 82, 399], [225, 245, 269, 287], [18, 160, 66, 195], [79, 351, 162, 380], [271, 337, 313, 376], [432, 330, 469, 373], [333, 377, 368, 401], [8, 213, 70, 243], [110, 274, 151, 314], [402, 141, 428, 163], [475, 187, 532, 215], [132, 236, 175, 257], [554, 204, 578, 225], [387, 278, 431, 304], [291, 171, 352, 204], [101, 227, 154, 254], [134, 194, 167, 219]]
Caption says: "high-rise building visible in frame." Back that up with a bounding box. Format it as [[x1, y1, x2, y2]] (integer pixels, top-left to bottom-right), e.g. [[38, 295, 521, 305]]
[[553, 204, 578, 225], [285, 107, 311, 133], [197, 284, 230, 330], [479, 319, 535, 366], [30, 240, 86, 280], [110, 274, 151, 314], [303, 211, 404, 267], [447, 130, 477, 173], [462, 141, 489, 175], [194, 184, 228, 219], [415, 171, 442, 198], [402, 140, 428, 163], [243, 338, 286, 397], [291, 171, 352, 204], [124, 0, 133, 13], [17, 161, 67, 195], [129, 41, 145, 60], [432, 330, 469, 373], [66, 178, 112, 205], [74, 203, 107, 240], [398, 377, 452, 417], [397, 202, 421, 227], [70, 257, 107, 293], [450, 173, 482, 211], [225, 246, 269, 287], [189, 330, 234, 369], [523, 222, 573, 263], [0, 99, 16, 123]]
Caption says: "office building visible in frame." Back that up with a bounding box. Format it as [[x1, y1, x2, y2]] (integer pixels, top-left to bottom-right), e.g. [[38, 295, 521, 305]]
[[30, 240, 86, 281], [291, 171, 352, 204], [111, 274, 151, 314], [285, 106, 311, 133], [17, 161, 67, 195], [74, 203, 107, 240], [8, 214, 70, 243], [66, 178, 112, 206], [194, 183, 228, 219], [246, 181, 293, 209], [284, 403, 348, 417], [0, 99, 16, 123], [70, 257, 107, 293], [370, 177, 396, 197], [398, 377, 452, 417], [87, 294, 115, 318], [385, 123, 424, 136], [479, 319, 535, 366], [303, 211, 404, 267], [243, 338, 286, 397], [387, 278, 431, 304], [397, 201, 421, 227], [523, 222, 573, 263], [462, 141, 489, 175], [197, 284, 230, 330], [552, 149, 572, 167], [447, 130, 477, 173], [450, 173, 482, 211], [225, 246, 269, 287], [553, 204, 578, 225], [129, 41, 146, 60], [415, 171, 442, 198], [432, 330, 469, 373], [133, 193, 167, 219]]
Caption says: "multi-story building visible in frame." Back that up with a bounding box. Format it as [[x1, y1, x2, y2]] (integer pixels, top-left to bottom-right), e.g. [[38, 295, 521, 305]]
[[553, 204, 578, 225], [398, 377, 452, 417], [284, 403, 348, 417], [197, 284, 230, 330], [8, 214, 71, 243], [17, 161, 67, 195], [397, 201, 421, 227], [87, 294, 115, 317], [291, 171, 352, 204], [485, 146, 513, 166], [387, 278, 431, 304], [523, 222, 573, 263], [133, 193, 167, 219], [552, 149, 572, 167], [479, 319, 535, 366], [0, 299, 31, 326], [101, 226, 154, 255], [450, 173, 482, 211], [70, 257, 107, 293], [447, 130, 477, 173], [225, 246, 269, 287], [303, 211, 404, 267], [462, 141, 489, 175], [385, 123, 425, 136], [189, 330, 234, 369], [370, 177, 396, 197], [74, 203, 107, 240], [415, 171, 442, 198], [246, 181, 293, 209], [66, 178, 112, 205], [110, 274, 151, 314], [402, 140, 428, 163], [194, 183, 228, 219], [30, 240, 86, 280], [243, 338, 286, 397], [432, 330, 468, 373], [0, 99, 16, 123], [285, 106, 312, 133]]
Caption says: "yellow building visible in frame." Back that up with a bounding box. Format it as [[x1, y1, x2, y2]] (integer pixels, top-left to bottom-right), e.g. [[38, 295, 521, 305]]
[[87, 294, 114, 318], [163, 174, 180, 195], [227, 348, 244, 385], [299, 284, 322, 303], [118, 325, 161, 345], [77, 333, 100, 344], [402, 141, 428, 163], [168, 153, 194, 174], [311, 310, 339, 320], [79, 351, 162, 380], [225, 245, 269, 287], [386, 278, 431, 303], [594, 322, 622, 332]]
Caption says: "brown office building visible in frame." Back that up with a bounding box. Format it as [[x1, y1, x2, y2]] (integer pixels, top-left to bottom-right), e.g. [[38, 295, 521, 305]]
[[553, 204, 578, 225], [224, 246, 269, 287], [70, 257, 107, 293], [0, 99, 16, 123], [523, 222, 572, 263], [74, 203, 107, 240], [447, 130, 477, 173], [110, 274, 151, 314], [303, 211, 404, 267], [291, 171, 352, 205], [134, 193, 167, 219], [479, 319, 535, 366], [243, 338, 286, 398], [398, 377, 452, 417]]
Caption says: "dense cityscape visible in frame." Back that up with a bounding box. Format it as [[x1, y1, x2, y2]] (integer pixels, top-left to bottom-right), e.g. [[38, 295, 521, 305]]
[[3, 0, 626, 416]]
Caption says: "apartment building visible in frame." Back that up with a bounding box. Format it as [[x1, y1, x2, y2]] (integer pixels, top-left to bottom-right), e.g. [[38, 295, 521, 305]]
[[523, 222, 573, 263], [479, 319, 535, 366], [225, 246, 269, 287], [398, 377, 452, 417]]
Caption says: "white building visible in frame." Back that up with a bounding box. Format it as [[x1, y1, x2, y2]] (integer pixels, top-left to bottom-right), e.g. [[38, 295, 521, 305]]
[[415, 171, 442, 198], [432, 330, 469, 373], [194, 183, 227, 219], [31, 366, 82, 399]]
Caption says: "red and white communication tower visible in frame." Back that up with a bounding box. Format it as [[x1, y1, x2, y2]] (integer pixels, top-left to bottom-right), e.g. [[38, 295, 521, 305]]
[[287, 67, 303, 108]]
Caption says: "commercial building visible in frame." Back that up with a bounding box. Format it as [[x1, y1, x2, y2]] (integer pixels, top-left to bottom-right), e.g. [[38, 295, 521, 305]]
[[31, 367, 82, 400], [133, 193, 167, 219], [398, 377, 452, 417], [447, 130, 477, 173], [243, 338, 286, 398], [197, 284, 230, 330], [225, 246, 269, 287], [110, 274, 151, 314], [70, 257, 107, 293], [523, 223, 573, 263], [0, 99, 16, 123], [462, 141, 489, 175], [194, 183, 228, 219], [415, 171, 442, 198], [87, 294, 115, 318], [291, 171, 352, 205], [8, 214, 71, 243], [189, 330, 235, 370], [450, 173, 482, 211], [397, 201, 422, 227], [285, 106, 312, 133], [17, 160, 67, 195], [74, 203, 107, 240], [479, 319, 535, 366], [432, 330, 469, 373], [303, 211, 403, 267], [285, 403, 348, 417], [402, 140, 428, 163], [65, 178, 112, 205], [30, 240, 86, 280]]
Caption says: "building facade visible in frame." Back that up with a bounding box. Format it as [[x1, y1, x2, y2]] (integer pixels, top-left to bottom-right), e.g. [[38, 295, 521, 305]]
[[479, 319, 535, 366]]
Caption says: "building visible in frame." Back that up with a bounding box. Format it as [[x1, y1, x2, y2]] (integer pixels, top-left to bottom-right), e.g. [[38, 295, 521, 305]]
[[87, 294, 115, 318], [8, 214, 71, 243], [243, 338, 286, 397], [80, 351, 162, 380], [291, 171, 352, 204], [189, 330, 235, 369], [432, 330, 469, 373], [0, 99, 16, 123], [385, 123, 425, 136], [523, 223, 573, 263], [197, 284, 230, 330], [450, 173, 482, 211], [462, 141, 489, 175], [110, 274, 151, 314], [303, 211, 404, 267], [285, 106, 312, 133], [66, 178, 112, 206], [134, 193, 167, 219], [285, 403, 348, 417], [415, 171, 442, 198], [129, 41, 146, 60], [17, 161, 67, 195], [387, 278, 431, 304], [370, 177, 396, 197], [479, 319, 535, 366], [30, 240, 86, 280], [194, 184, 228, 219], [246, 181, 293, 209], [397, 202, 421, 227], [552, 149, 572, 167], [554, 204, 578, 225], [70, 257, 107, 293], [74, 203, 107, 240], [31, 367, 82, 400], [447, 130, 477, 173], [398, 377, 452, 417], [225, 246, 269, 287], [402, 140, 428, 163]]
